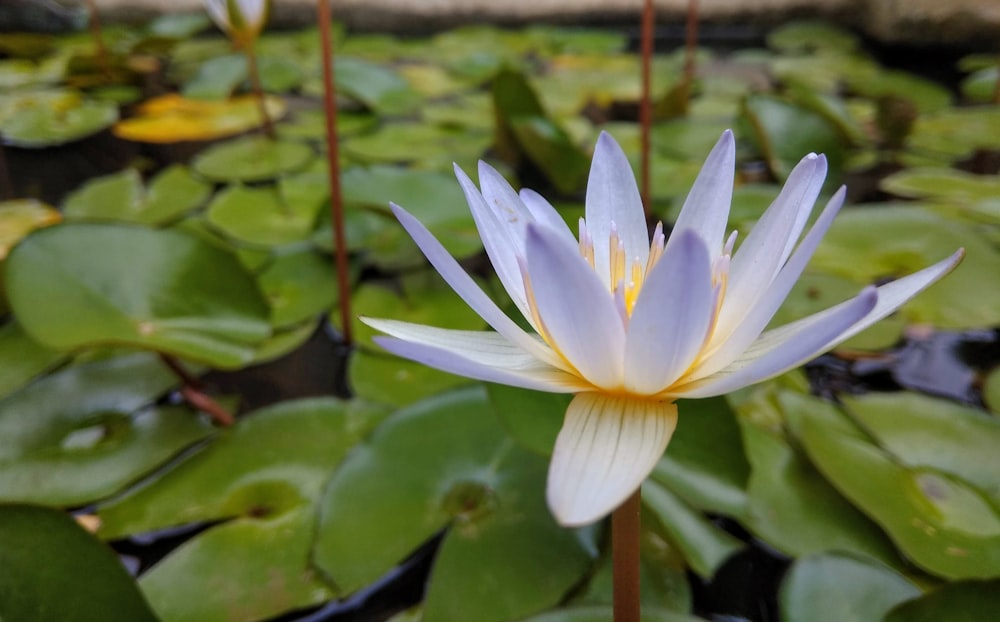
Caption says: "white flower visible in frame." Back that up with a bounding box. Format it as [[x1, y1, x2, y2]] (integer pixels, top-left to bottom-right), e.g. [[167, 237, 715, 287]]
[[363, 130, 963, 527], [203, 0, 269, 44]]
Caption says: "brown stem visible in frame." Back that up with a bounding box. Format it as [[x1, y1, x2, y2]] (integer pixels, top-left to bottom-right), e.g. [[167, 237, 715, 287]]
[[679, 0, 700, 111], [639, 0, 654, 218], [317, 0, 354, 347], [244, 45, 275, 139], [612, 489, 642, 622], [158, 353, 235, 426], [83, 0, 110, 83]]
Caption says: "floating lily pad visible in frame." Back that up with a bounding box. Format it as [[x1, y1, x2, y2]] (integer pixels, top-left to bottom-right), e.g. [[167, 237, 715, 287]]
[[278, 109, 377, 142], [810, 205, 1000, 328], [906, 107, 1000, 161], [880, 168, 1000, 224], [63, 166, 210, 225], [193, 135, 314, 182], [0, 199, 61, 259], [0, 504, 158, 622], [1, 97, 117, 148], [0, 320, 67, 402], [487, 384, 569, 456], [342, 122, 491, 170], [332, 56, 419, 115], [99, 398, 389, 622], [114, 94, 287, 143], [796, 394, 1000, 579], [205, 173, 326, 246], [0, 351, 193, 506], [767, 21, 861, 54], [960, 67, 998, 104], [314, 387, 594, 622], [779, 553, 920, 622], [884, 579, 1000, 622], [517, 607, 701, 622], [249, 317, 319, 364], [349, 348, 473, 407], [5, 224, 272, 368], [182, 54, 247, 100], [257, 250, 336, 328]]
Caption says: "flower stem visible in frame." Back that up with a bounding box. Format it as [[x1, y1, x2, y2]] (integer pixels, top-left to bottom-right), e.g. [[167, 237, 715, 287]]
[[83, 0, 111, 83], [612, 488, 642, 622], [317, 0, 354, 347], [678, 0, 700, 111], [639, 0, 654, 218], [158, 353, 235, 426], [244, 44, 275, 140]]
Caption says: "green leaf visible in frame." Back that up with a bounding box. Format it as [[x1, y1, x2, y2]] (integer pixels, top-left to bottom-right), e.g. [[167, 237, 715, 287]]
[[182, 54, 247, 100], [0, 504, 157, 622], [1, 97, 117, 148], [651, 396, 750, 518], [487, 384, 569, 456], [205, 173, 326, 246], [5, 224, 272, 369], [642, 480, 744, 578], [767, 21, 861, 54], [841, 393, 1000, 498], [519, 606, 702, 622], [738, 391, 899, 565], [349, 348, 472, 407], [192, 135, 314, 182], [0, 351, 188, 506], [257, 250, 337, 328], [314, 387, 594, 622], [0, 320, 66, 401], [63, 165, 211, 225], [778, 553, 919, 622], [796, 396, 1000, 579], [885, 580, 1000, 622], [99, 398, 389, 622], [334, 56, 419, 115]]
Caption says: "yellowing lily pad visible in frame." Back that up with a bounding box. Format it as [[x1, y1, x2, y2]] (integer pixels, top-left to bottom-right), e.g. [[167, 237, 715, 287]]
[[0, 199, 60, 259], [113, 93, 287, 143]]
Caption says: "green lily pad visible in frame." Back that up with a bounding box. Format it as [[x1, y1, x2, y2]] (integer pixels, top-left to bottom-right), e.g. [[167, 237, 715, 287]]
[[650, 396, 750, 518], [767, 21, 861, 54], [885, 579, 1000, 622], [248, 317, 319, 364], [146, 12, 211, 39], [517, 607, 701, 622], [960, 67, 998, 104], [0, 504, 157, 622], [841, 393, 1000, 498], [257, 250, 336, 328], [880, 168, 1000, 223], [0, 97, 117, 148], [741, 94, 845, 185], [342, 122, 491, 171], [182, 54, 247, 100], [314, 387, 594, 622], [906, 107, 1000, 162], [5, 224, 272, 369], [349, 348, 472, 408], [0, 351, 190, 506], [571, 547, 692, 614], [487, 384, 569, 456], [642, 479, 744, 578], [63, 165, 211, 226], [810, 205, 1000, 329], [332, 56, 419, 115], [796, 395, 1000, 579], [278, 109, 377, 142], [985, 367, 1000, 416], [98, 397, 390, 621], [192, 135, 314, 183], [205, 173, 326, 246], [779, 553, 920, 622], [0, 321, 66, 401], [737, 391, 900, 565]]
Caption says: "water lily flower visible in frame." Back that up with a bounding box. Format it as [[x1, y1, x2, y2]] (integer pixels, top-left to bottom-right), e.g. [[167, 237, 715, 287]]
[[363, 130, 963, 527], [203, 0, 270, 46]]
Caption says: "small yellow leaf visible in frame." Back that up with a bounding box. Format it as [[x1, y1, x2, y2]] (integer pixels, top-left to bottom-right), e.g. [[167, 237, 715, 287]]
[[0, 199, 61, 259], [113, 93, 286, 143]]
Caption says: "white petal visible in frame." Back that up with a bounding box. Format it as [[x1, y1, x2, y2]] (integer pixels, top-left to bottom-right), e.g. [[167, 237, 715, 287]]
[[526, 224, 626, 389], [668, 130, 735, 258], [389, 203, 562, 367], [478, 161, 532, 245], [716, 154, 827, 341], [696, 187, 847, 379], [547, 393, 678, 526], [624, 230, 714, 394], [585, 132, 649, 289], [454, 165, 530, 318], [520, 188, 575, 241], [675, 286, 878, 398], [374, 336, 583, 393], [203, 0, 230, 30], [777, 248, 965, 349], [363, 318, 542, 367]]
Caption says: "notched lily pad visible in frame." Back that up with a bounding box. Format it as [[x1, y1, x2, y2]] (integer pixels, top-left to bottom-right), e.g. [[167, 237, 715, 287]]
[[5, 224, 272, 368], [63, 165, 210, 225], [205, 172, 326, 246]]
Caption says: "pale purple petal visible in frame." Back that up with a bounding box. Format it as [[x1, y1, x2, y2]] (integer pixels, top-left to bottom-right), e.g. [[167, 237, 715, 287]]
[[667, 130, 735, 259], [675, 286, 878, 398], [585, 132, 649, 290], [695, 187, 848, 379], [477, 161, 532, 250], [520, 188, 575, 241], [389, 203, 562, 367], [547, 393, 678, 526], [526, 224, 626, 390], [624, 230, 714, 394], [374, 337, 583, 393], [716, 154, 827, 341]]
